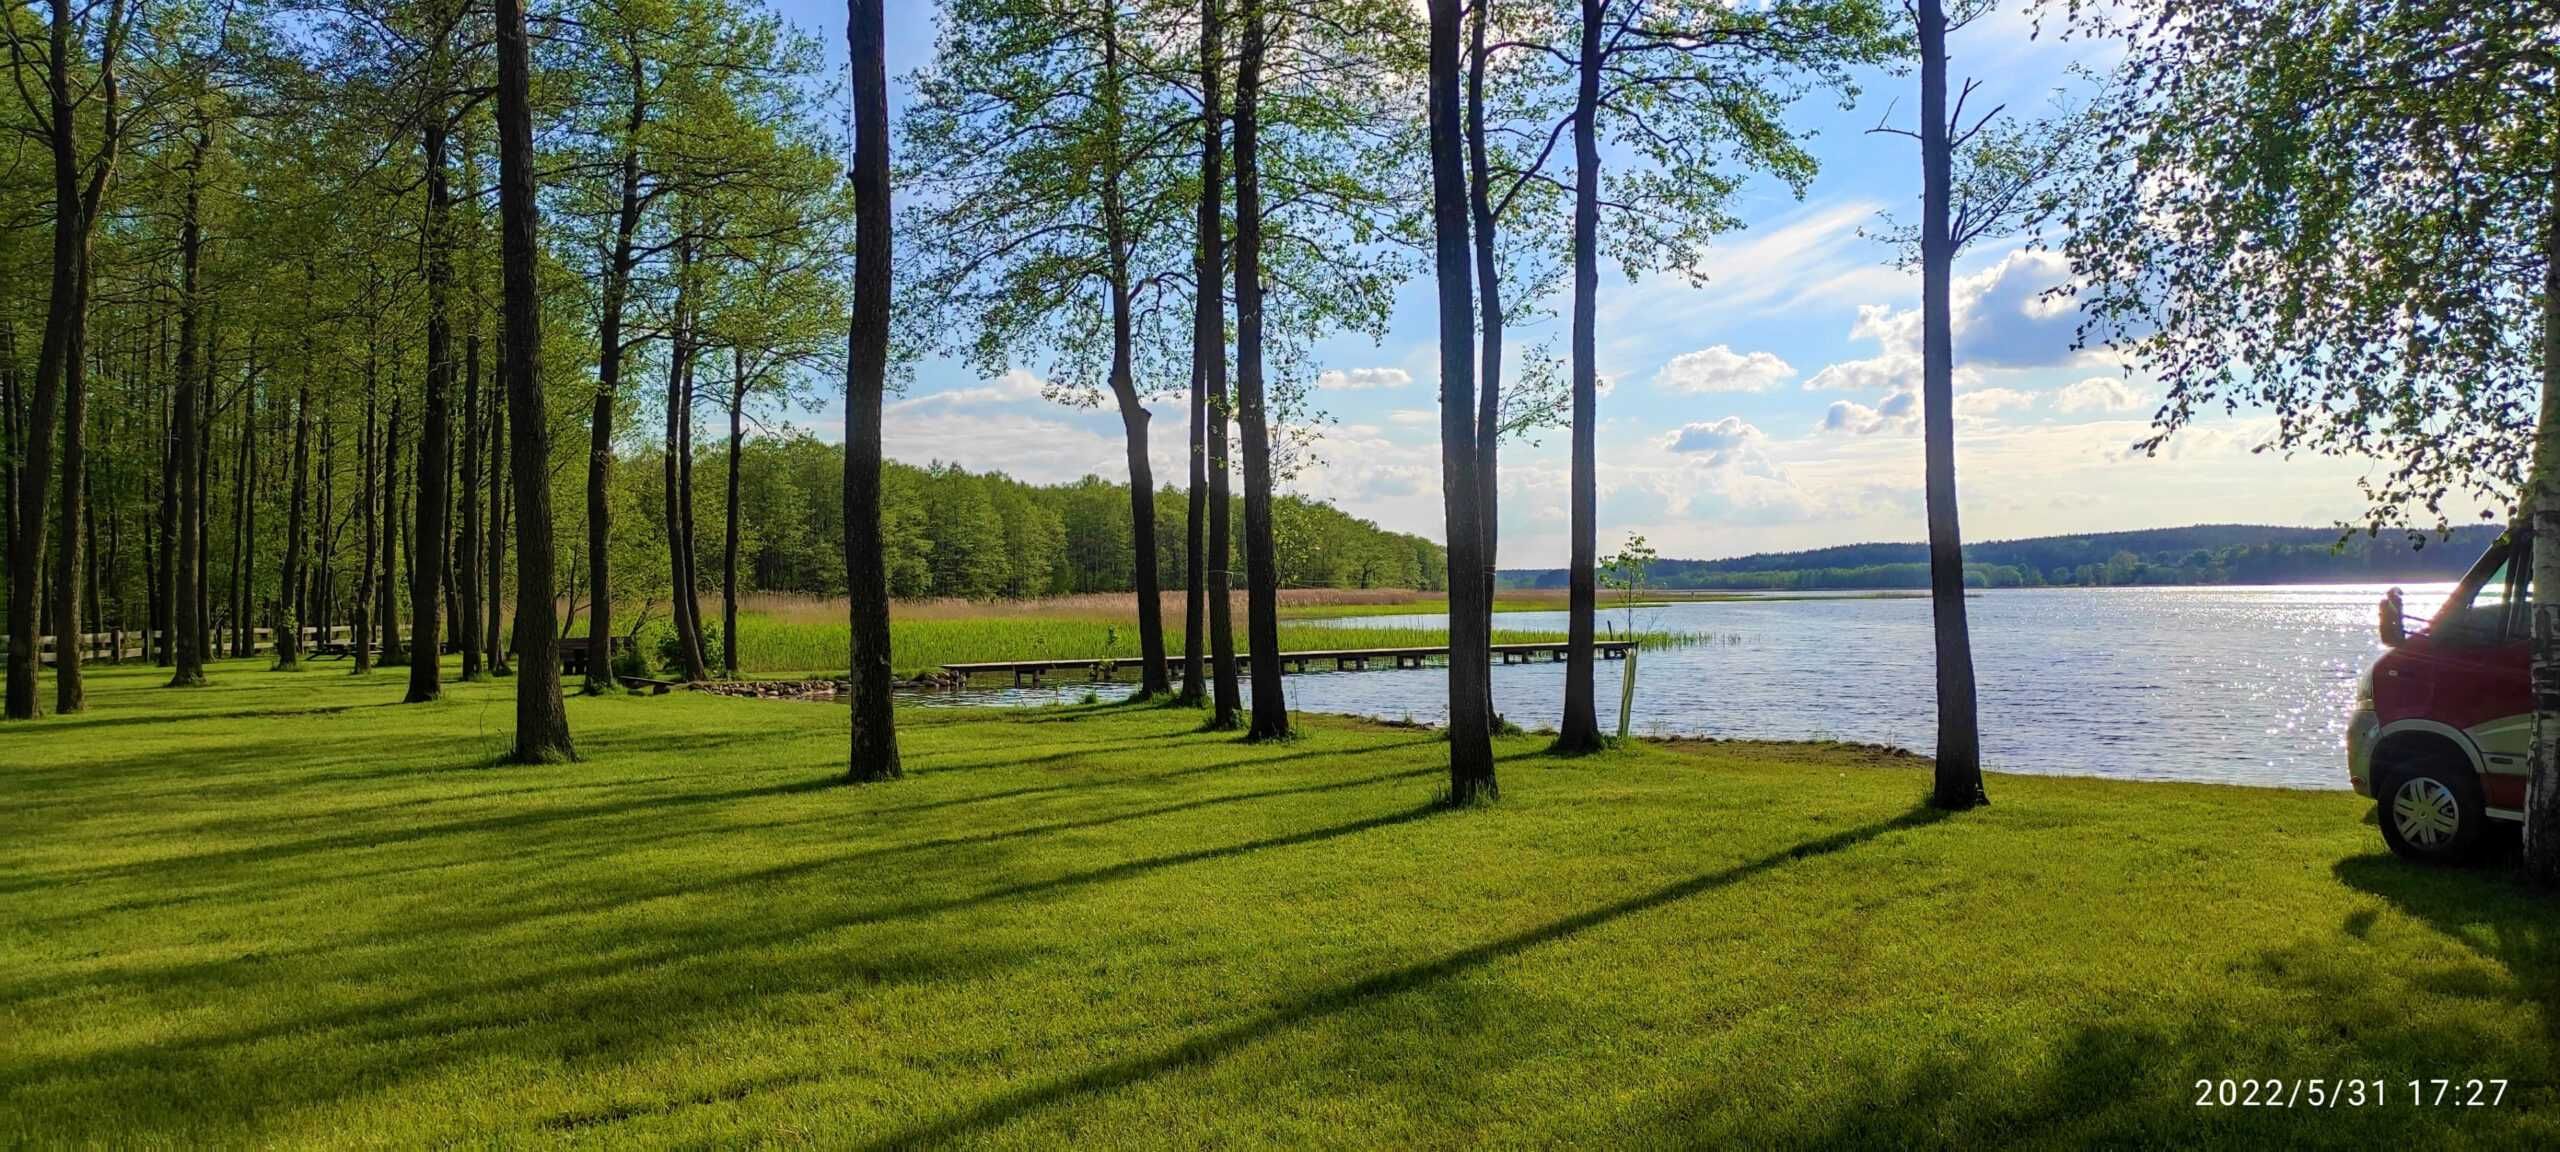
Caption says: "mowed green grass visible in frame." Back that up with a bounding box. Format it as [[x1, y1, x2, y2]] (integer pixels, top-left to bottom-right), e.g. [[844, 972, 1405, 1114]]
[[3, 663, 2554, 1149]]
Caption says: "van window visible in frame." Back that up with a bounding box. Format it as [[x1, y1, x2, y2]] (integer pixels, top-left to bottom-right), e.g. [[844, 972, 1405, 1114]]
[[2437, 540, 2529, 644]]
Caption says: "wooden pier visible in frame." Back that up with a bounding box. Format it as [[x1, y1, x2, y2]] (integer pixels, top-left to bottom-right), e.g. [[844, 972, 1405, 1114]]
[[942, 640, 1635, 687]]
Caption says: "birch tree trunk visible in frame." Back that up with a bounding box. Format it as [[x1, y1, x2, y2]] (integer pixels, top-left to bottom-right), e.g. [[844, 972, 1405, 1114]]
[[2524, 169, 2560, 885]]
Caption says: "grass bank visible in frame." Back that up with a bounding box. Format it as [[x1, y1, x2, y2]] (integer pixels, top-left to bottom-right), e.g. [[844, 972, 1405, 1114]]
[[726, 591, 1590, 677], [2, 663, 2551, 1148]]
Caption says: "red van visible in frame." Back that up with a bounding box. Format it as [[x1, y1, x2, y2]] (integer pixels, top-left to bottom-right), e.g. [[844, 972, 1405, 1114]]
[[2350, 531, 2531, 861]]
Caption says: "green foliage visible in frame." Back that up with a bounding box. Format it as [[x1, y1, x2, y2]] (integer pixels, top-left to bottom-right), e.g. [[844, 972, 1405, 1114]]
[[2060, 0, 2555, 527], [665, 431, 1444, 605], [656, 620, 722, 676], [1483, 0, 1896, 286]]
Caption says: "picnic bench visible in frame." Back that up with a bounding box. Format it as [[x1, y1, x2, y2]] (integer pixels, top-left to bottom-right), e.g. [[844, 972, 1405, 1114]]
[[557, 635, 634, 677]]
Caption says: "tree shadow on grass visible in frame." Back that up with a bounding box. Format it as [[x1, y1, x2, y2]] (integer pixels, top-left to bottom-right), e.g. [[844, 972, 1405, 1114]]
[[10, 773, 846, 894], [2333, 852, 2560, 1054], [1, 799, 1457, 1123], [334, 769, 1451, 967], [0, 699, 406, 737], [852, 804, 1949, 1151]]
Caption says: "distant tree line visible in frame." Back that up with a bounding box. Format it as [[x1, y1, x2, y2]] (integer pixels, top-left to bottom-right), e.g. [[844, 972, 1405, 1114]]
[[688, 435, 1444, 602], [1503, 524, 2507, 591]]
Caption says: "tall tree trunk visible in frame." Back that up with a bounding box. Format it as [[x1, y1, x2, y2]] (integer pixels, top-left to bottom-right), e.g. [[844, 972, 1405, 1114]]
[[2523, 168, 2560, 885], [51, 258, 90, 710], [1198, 0, 1240, 729], [16, 0, 120, 716], [486, 319, 512, 676], [7, 15, 66, 716], [226, 358, 254, 659], [166, 128, 210, 688], [1429, 0, 1496, 799], [845, 0, 901, 782], [1173, 0, 1216, 707], [153, 316, 174, 667], [1097, 8, 1169, 699], [585, 51, 650, 697], [1233, 0, 1287, 740], [723, 357, 744, 676], [193, 343, 211, 660], [663, 244, 710, 683], [277, 345, 311, 669], [1466, 0, 1501, 727], [80, 439, 98, 660], [408, 77, 455, 702], [194, 326, 212, 663], [458, 326, 483, 679], [496, 0, 573, 760], [1919, 0, 1984, 809], [1180, 356, 1206, 706], [1111, 340, 1166, 696], [316, 402, 336, 651], [380, 392, 405, 664], [676, 341, 705, 675], [353, 348, 378, 675], [1554, 0, 1605, 752], [2, 319, 17, 630]]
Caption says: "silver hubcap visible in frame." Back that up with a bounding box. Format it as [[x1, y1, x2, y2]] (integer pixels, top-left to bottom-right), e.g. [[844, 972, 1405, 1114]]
[[2392, 777, 2461, 848]]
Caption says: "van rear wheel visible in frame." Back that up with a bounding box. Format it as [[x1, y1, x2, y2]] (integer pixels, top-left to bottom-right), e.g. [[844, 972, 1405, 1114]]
[[2376, 755, 2487, 864]]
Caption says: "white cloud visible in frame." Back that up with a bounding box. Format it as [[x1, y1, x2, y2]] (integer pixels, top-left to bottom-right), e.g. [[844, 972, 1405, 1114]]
[[1955, 249, 2088, 368], [1805, 350, 1923, 393], [1652, 346, 1795, 394], [1663, 417, 1765, 467], [1804, 248, 2093, 395], [1820, 390, 1918, 436], [1955, 387, 2037, 417], [1804, 304, 1948, 394], [2056, 376, 2145, 413], [1315, 366, 1412, 391], [1387, 408, 1438, 426], [905, 368, 1051, 407]]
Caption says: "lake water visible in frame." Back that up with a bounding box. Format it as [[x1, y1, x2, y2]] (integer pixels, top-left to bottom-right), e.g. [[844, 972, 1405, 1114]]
[[907, 585, 2460, 792]]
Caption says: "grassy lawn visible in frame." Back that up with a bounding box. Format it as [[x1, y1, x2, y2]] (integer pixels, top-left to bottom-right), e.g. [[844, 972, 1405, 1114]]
[[3, 662, 2553, 1148]]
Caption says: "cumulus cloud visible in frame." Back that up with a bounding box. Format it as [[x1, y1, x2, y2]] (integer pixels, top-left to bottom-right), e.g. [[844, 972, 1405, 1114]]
[[1956, 249, 2087, 368], [1386, 408, 1438, 426], [1663, 416, 1765, 466], [1804, 350, 1922, 393], [1820, 390, 1918, 436], [2056, 376, 2145, 413], [1315, 366, 1412, 391], [1955, 387, 2037, 417], [903, 367, 1051, 407], [1652, 345, 1796, 394], [1804, 248, 2090, 395]]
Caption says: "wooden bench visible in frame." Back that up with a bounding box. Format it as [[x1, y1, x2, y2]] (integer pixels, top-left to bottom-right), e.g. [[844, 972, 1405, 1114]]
[[557, 636, 633, 677]]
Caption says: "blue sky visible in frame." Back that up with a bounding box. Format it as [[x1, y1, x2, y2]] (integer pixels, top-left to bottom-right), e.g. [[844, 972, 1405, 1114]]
[[761, 1, 2389, 566]]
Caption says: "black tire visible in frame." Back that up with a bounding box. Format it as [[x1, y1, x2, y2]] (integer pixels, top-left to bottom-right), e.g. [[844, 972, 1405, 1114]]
[[2375, 753, 2488, 864]]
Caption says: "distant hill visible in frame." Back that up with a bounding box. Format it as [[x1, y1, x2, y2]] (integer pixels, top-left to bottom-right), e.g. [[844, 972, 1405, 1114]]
[[1498, 523, 2508, 591]]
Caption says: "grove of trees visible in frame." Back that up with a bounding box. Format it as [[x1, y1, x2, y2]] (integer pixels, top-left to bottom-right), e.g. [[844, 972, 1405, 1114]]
[[3, 0, 2554, 877]]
